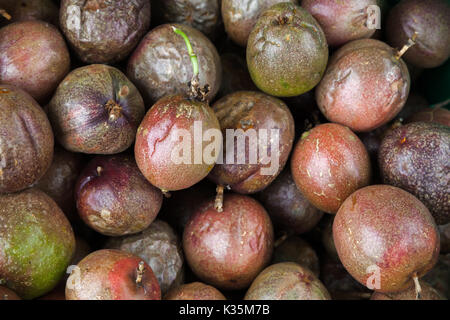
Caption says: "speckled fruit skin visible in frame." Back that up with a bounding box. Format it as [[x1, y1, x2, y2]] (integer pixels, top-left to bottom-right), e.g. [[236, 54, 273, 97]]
[[0, 189, 75, 299], [33, 146, 83, 222], [316, 39, 410, 132], [302, 0, 377, 47], [127, 24, 222, 105], [153, 0, 221, 39], [379, 122, 450, 225], [244, 262, 331, 300], [75, 154, 162, 236], [258, 168, 323, 234], [0, 20, 70, 103], [221, 0, 298, 47], [291, 123, 371, 214], [0, 85, 54, 194], [105, 220, 184, 295], [60, 0, 151, 64], [386, 0, 450, 69], [183, 194, 274, 290], [165, 282, 226, 300], [66, 249, 161, 300], [208, 91, 295, 194], [272, 236, 320, 277], [406, 107, 450, 127], [333, 185, 440, 293], [0, 286, 20, 300], [0, 0, 59, 26], [371, 282, 444, 300], [48, 64, 145, 155], [135, 94, 221, 192], [247, 3, 328, 97], [217, 53, 257, 99]]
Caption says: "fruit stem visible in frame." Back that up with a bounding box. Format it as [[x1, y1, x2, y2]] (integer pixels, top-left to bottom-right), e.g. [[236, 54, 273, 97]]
[[413, 274, 422, 300], [395, 31, 417, 60], [214, 185, 224, 213], [274, 231, 289, 248], [136, 261, 145, 285], [105, 99, 122, 122], [96, 166, 103, 176], [161, 189, 171, 198], [172, 26, 199, 78], [0, 9, 11, 20]]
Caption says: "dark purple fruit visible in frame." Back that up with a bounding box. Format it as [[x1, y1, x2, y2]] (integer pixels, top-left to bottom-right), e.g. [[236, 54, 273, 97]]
[[395, 93, 429, 121], [0, 0, 58, 25], [316, 39, 410, 132], [75, 154, 162, 236], [247, 2, 328, 97], [258, 168, 323, 234], [217, 53, 257, 99], [423, 254, 450, 299], [105, 220, 184, 295], [244, 262, 331, 300], [60, 0, 151, 64], [209, 91, 295, 194], [321, 216, 339, 261], [222, 0, 298, 47], [127, 24, 222, 105], [47, 64, 145, 154], [165, 282, 226, 300], [0, 188, 75, 299], [406, 107, 450, 127], [379, 122, 450, 224], [386, 0, 450, 68], [0, 84, 54, 194], [183, 194, 274, 290], [0, 20, 70, 103], [439, 224, 450, 253]]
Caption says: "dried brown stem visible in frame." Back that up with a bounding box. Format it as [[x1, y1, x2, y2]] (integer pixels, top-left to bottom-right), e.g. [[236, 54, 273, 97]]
[[396, 32, 418, 59], [214, 185, 224, 213], [136, 261, 145, 285], [0, 9, 11, 20], [161, 189, 171, 198], [274, 232, 289, 248], [105, 99, 122, 122], [96, 166, 103, 176]]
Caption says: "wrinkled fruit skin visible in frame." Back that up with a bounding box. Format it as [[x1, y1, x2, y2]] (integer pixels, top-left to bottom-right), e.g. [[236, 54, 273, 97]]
[[217, 53, 257, 99], [272, 236, 320, 277], [333, 185, 440, 293], [247, 3, 328, 97], [0, 0, 59, 26], [105, 220, 184, 295], [291, 123, 371, 214], [379, 122, 450, 225], [66, 249, 161, 300], [75, 154, 162, 236], [135, 94, 221, 191], [406, 107, 450, 127], [316, 39, 410, 132], [245, 262, 331, 300], [222, 0, 298, 47], [33, 146, 83, 223], [0, 286, 20, 300], [165, 282, 226, 300], [48, 64, 145, 154], [183, 194, 274, 290], [127, 23, 222, 105], [209, 91, 295, 194], [386, 0, 450, 69], [302, 0, 377, 47], [258, 168, 323, 234], [0, 189, 75, 299], [371, 281, 444, 300], [153, 0, 221, 39], [0, 20, 70, 103], [60, 0, 151, 64], [0, 85, 54, 194]]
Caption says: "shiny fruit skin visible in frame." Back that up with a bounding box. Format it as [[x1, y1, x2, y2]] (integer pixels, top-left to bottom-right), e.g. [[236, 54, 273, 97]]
[[291, 123, 371, 214], [164, 282, 226, 300], [333, 185, 440, 293]]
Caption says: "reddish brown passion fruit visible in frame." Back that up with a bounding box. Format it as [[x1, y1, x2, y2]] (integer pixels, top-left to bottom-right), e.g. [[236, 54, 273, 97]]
[[47, 64, 145, 155], [164, 282, 226, 300], [370, 282, 444, 300], [291, 123, 371, 214], [0, 0, 59, 26], [66, 249, 161, 300], [208, 91, 295, 194], [183, 194, 274, 290], [316, 39, 410, 132], [75, 154, 163, 236], [333, 185, 440, 293], [127, 24, 222, 105], [60, 0, 151, 64], [135, 94, 221, 192], [0, 20, 70, 103], [0, 85, 54, 194], [244, 262, 331, 300], [406, 107, 450, 127]]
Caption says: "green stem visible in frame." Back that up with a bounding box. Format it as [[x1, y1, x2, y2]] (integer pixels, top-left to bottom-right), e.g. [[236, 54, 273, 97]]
[[172, 26, 199, 78]]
